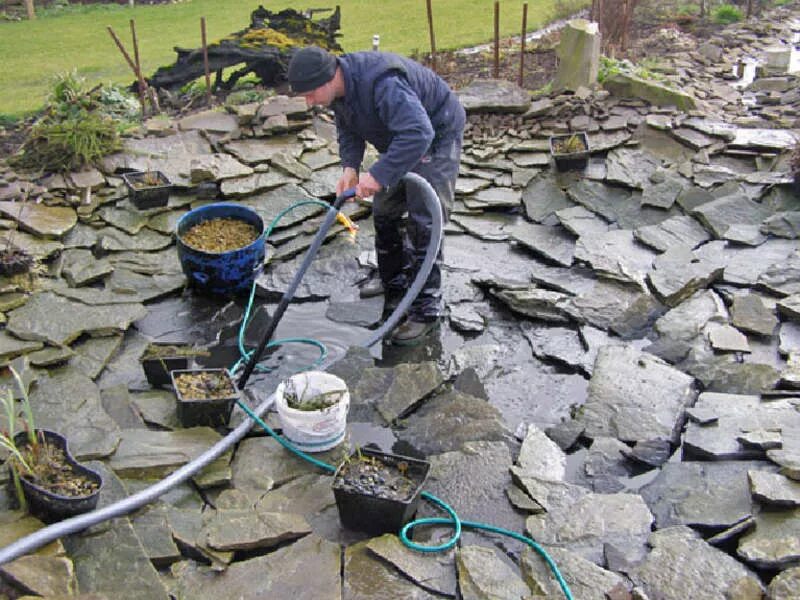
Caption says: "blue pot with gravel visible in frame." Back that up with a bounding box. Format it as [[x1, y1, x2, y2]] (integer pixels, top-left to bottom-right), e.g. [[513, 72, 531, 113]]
[[176, 202, 265, 295]]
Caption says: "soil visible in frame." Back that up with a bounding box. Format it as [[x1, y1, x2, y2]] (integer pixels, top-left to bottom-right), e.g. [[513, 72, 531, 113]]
[[333, 452, 422, 502], [18, 438, 100, 497], [181, 218, 259, 253], [174, 369, 236, 400]]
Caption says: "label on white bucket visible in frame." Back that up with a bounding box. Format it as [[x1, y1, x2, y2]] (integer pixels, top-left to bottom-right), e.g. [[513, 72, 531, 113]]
[[275, 371, 350, 453]]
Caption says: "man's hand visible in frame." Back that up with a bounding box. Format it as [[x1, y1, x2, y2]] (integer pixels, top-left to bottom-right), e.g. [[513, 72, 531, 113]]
[[355, 172, 382, 199], [336, 167, 359, 197]]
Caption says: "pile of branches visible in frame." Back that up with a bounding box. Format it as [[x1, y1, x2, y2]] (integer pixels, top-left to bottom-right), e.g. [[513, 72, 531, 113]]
[[147, 5, 343, 92]]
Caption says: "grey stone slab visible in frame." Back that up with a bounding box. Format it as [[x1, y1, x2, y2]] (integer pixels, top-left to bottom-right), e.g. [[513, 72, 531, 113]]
[[0, 201, 77, 239], [520, 545, 624, 600], [421, 441, 524, 535], [169, 535, 340, 600], [574, 229, 657, 291], [737, 507, 800, 569], [526, 492, 653, 565], [456, 79, 531, 113], [555, 205, 611, 238], [731, 293, 779, 336], [707, 323, 750, 353], [632, 526, 763, 600], [640, 460, 771, 529], [509, 221, 576, 267], [683, 392, 799, 460], [749, 470, 800, 507], [759, 249, 800, 296], [450, 213, 516, 241], [576, 344, 696, 444], [464, 186, 522, 209], [108, 428, 231, 485], [491, 285, 573, 323], [691, 192, 772, 238], [567, 278, 664, 338], [634, 215, 712, 252], [719, 238, 797, 287], [456, 545, 532, 599], [605, 146, 662, 189], [648, 244, 724, 307], [365, 534, 456, 597], [761, 211, 800, 239], [202, 509, 310, 552], [344, 540, 445, 600], [521, 174, 572, 223], [396, 388, 508, 456], [7, 292, 146, 345]]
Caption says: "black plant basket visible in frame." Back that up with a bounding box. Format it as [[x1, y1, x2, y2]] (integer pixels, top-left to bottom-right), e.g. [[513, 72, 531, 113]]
[[10, 430, 102, 523], [121, 170, 171, 209], [171, 368, 238, 428], [332, 448, 430, 536], [549, 132, 590, 171], [140, 342, 205, 387]]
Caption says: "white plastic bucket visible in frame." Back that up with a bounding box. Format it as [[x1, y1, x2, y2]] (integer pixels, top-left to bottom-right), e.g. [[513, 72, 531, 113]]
[[274, 371, 350, 453]]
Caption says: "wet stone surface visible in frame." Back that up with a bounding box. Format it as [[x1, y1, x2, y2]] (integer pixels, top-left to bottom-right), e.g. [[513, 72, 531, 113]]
[[2, 5, 800, 597]]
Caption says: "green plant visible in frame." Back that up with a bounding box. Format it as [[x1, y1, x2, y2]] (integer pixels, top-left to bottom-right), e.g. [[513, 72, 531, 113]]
[[0, 366, 37, 511], [712, 4, 743, 24], [11, 112, 120, 172]]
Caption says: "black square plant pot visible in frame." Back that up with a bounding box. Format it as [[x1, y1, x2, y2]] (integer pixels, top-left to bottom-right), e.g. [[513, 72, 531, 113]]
[[171, 368, 238, 428], [121, 170, 171, 209], [549, 132, 589, 171], [332, 448, 430, 536], [140, 342, 208, 387]]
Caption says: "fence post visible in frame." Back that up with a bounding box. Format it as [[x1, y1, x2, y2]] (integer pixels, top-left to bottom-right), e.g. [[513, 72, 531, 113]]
[[425, 0, 437, 72], [493, 1, 500, 78], [518, 3, 528, 87], [201, 17, 212, 105]]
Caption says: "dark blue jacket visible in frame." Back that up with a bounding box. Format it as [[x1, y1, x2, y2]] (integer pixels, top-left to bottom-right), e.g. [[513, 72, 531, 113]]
[[332, 52, 465, 188]]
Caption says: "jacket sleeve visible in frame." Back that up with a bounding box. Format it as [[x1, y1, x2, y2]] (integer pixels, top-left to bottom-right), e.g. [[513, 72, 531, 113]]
[[369, 74, 435, 188], [335, 112, 366, 173]]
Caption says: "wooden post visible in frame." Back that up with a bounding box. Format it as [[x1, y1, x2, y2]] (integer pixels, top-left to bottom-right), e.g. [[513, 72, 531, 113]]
[[493, 1, 500, 79], [129, 19, 148, 115], [425, 0, 437, 72], [518, 3, 528, 87], [201, 17, 212, 105], [107, 26, 148, 114]]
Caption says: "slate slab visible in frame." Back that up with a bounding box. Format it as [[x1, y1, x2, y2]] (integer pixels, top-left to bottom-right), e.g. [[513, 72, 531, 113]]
[[576, 344, 696, 444]]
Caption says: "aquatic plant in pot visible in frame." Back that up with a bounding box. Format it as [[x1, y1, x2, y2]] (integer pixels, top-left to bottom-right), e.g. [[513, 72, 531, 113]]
[[121, 170, 172, 210], [171, 368, 238, 428], [549, 131, 590, 171], [274, 371, 350, 453], [1, 367, 102, 523], [139, 342, 211, 387], [332, 447, 430, 535]]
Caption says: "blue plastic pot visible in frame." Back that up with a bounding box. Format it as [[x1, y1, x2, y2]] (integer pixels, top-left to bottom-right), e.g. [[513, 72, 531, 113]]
[[176, 203, 265, 295]]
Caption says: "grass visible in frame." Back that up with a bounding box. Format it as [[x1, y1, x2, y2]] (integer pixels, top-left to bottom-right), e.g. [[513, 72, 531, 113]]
[[0, 0, 586, 118]]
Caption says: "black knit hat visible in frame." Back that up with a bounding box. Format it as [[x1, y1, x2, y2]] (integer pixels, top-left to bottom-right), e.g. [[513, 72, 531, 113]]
[[288, 46, 337, 93]]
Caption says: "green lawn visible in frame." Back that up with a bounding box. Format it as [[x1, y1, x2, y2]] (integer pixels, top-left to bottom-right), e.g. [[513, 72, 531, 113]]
[[0, 0, 586, 118]]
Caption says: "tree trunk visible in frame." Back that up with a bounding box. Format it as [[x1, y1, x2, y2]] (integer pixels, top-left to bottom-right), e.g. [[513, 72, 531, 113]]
[[24, 0, 35, 20]]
